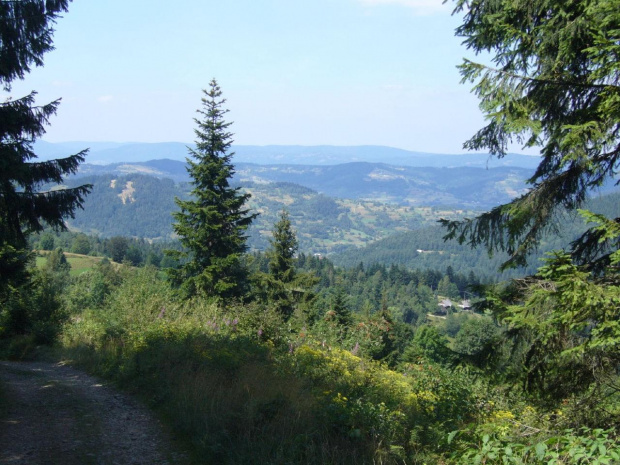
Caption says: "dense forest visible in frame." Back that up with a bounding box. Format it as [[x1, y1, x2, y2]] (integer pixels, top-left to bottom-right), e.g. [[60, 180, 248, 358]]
[[40, 189, 620, 283]]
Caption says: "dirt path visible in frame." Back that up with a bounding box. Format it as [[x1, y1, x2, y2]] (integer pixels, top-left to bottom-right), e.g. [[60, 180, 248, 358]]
[[0, 361, 189, 465]]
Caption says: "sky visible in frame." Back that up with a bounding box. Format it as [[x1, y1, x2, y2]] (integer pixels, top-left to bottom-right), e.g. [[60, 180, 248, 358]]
[[10, 0, 504, 154]]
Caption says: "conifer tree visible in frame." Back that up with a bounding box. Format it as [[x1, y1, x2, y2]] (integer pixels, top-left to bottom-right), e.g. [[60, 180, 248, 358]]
[[168, 80, 256, 300], [0, 1, 91, 306], [444, 0, 620, 406], [258, 209, 317, 319], [444, 0, 620, 270], [267, 209, 298, 285], [330, 286, 352, 327], [260, 210, 298, 317]]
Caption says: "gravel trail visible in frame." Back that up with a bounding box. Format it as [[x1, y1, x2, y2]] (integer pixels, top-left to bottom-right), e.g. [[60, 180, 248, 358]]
[[0, 361, 189, 465]]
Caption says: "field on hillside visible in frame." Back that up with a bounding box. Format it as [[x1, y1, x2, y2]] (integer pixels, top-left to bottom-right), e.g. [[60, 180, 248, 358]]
[[36, 252, 113, 276]]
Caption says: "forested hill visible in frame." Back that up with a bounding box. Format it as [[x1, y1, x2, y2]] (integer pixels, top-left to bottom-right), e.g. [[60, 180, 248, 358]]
[[73, 158, 534, 209], [331, 191, 620, 280], [60, 173, 476, 253], [61, 168, 619, 265]]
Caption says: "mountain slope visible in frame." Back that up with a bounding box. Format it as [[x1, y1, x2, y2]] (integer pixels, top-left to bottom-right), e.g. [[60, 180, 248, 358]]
[[71, 159, 533, 209], [331, 191, 620, 279], [60, 174, 476, 254], [235, 162, 531, 208]]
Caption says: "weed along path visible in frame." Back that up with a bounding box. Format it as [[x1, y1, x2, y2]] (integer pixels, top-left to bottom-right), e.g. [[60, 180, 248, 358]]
[[0, 361, 188, 465]]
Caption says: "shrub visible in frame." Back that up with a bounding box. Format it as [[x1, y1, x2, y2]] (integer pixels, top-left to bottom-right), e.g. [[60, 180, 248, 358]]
[[289, 341, 476, 459]]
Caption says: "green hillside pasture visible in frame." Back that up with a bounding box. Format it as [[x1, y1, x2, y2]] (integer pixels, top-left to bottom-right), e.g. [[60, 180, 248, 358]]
[[36, 252, 113, 276], [244, 184, 478, 254]]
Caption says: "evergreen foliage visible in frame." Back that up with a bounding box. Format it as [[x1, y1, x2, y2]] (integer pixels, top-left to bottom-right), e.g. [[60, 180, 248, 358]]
[[329, 286, 352, 327], [0, 0, 90, 324], [442, 0, 620, 423], [444, 0, 620, 270], [0, 0, 70, 88], [493, 246, 620, 400], [267, 209, 297, 285], [167, 80, 256, 300], [255, 209, 317, 319], [0, 93, 90, 247]]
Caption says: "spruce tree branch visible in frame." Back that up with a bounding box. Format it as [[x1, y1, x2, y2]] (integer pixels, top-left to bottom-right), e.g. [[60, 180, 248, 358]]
[[465, 60, 620, 91]]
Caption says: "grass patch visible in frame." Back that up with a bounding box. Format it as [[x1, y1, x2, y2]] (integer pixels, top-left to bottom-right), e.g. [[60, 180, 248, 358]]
[[36, 252, 115, 276], [66, 254, 104, 275]]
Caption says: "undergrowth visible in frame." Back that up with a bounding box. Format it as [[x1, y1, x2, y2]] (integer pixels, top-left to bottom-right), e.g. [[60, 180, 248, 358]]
[[53, 267, 620, 464]]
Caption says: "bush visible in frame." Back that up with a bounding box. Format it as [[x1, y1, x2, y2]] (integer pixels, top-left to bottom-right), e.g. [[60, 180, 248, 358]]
[[290, 341, 476, 459]]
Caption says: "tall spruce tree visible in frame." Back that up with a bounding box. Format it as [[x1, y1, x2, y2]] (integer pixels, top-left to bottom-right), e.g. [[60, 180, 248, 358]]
[[443, 0, 620, 270], [443, 0, 620, 404], [168, 80, 256, 300], [265, 210, 300, 317], [1, 1, 91, 306]]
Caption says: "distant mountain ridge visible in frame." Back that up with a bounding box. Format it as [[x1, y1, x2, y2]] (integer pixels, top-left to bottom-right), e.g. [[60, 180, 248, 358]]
[[71, 158, 533, 209], [35, 140, 542, 169], [59, 173, 474, 254]]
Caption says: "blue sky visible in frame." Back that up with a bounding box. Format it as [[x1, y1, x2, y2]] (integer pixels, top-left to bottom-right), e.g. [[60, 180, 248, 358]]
[[10, 0, 499, 154]]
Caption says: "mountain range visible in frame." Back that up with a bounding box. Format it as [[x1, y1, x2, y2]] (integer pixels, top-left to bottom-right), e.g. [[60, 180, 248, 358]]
[[35, 141, 542, 169], [42, 140, 618, 270], [71, 158, 532, 209], [59, 173, 476, 254]]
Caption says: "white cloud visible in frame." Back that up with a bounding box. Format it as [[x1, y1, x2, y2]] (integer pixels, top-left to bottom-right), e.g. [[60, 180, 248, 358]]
[[359, 0, 449, 15], [97, 95, 114, 103]]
